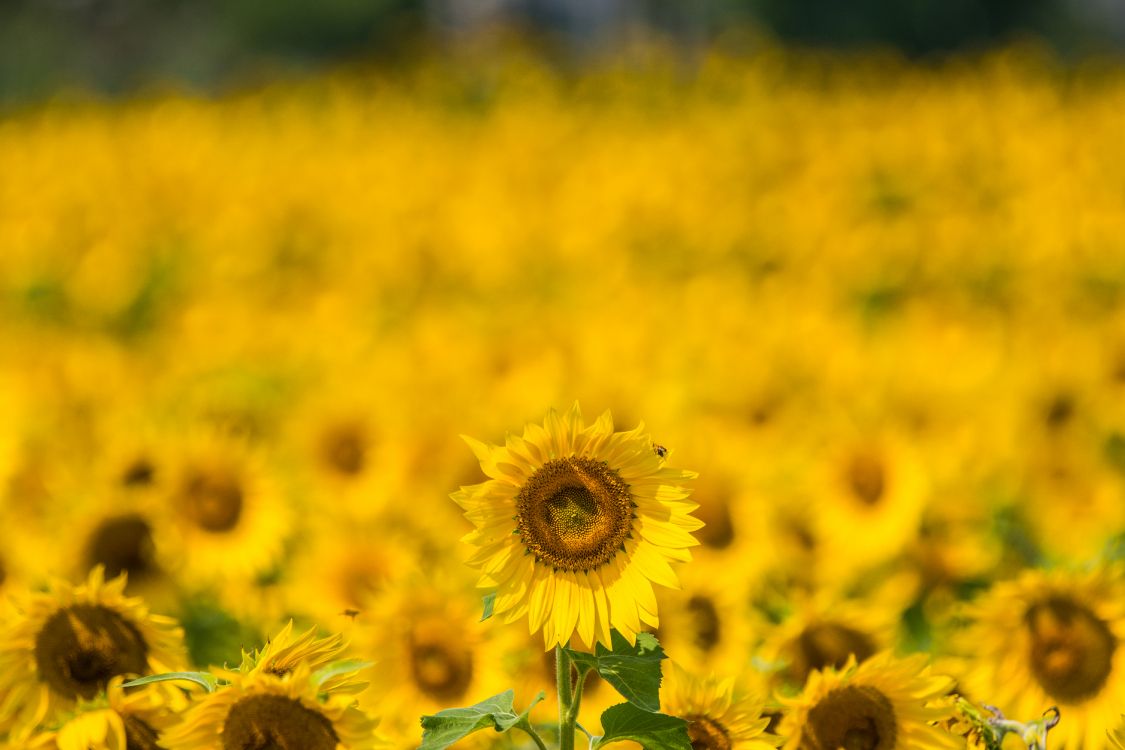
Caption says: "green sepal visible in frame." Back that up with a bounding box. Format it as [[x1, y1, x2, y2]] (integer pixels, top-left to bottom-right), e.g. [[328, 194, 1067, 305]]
[[121, 671, 226, 693], [480, 592, 497, 622], [564, 630, 666, 712], [419, 689, 545, 750], [593, 702, 690, 750]]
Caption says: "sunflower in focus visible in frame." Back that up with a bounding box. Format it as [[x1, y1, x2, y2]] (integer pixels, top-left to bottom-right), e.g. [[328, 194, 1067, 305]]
[[21, 676, 175, 750], [662, 662, 780, 750], [957, 566, 1125, 749], [780, 652, 956, 750], [0, 568, 187, 739], [160, 662, 379, 750], [452, 404, 700, 649]]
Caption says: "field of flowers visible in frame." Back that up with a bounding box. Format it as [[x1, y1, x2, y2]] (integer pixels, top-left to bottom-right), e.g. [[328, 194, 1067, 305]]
[[2, 46, 1125, 749]]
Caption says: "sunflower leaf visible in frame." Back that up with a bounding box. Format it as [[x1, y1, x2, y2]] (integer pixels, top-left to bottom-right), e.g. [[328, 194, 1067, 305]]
[[592, 703, 690, 750], [480, 592, 496, 622], [121, 672, 225, 693], [419, 689, 544, 750], [565, 630, 666, 712]]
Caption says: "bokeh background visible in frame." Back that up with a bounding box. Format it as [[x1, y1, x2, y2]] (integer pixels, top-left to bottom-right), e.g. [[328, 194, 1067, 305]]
[[4, 2, 1125, 748]]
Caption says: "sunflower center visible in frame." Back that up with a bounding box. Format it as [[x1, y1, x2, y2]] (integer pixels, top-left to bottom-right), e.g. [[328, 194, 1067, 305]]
[[410, 629, 474, 702], [181, 468, 243, 532], [687, 595, 722, 652], [85, 514, 157, 581], [320, 424, 367, 477], [34, 604, 149, 700], [789, 624, 876, 684], [846, 454, 886, 506], [121, 457, 156, 488], [686, 715, 732, 750], [807, 685, 896, 750], [222, 694, 339, 750], [123, 715, 161, 750], [1026, 597, 1116, 703], [516, 456, 633, 571]]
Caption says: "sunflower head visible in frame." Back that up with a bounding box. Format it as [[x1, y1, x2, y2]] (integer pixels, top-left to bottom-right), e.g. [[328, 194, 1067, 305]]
[[780, 653, 957, 750], [25, 675, 175, 750], [160, 663, 381, 750], [239, 621, 366, 695], [453, 404, 700, 649], [663, 663, 780, 750], [0, 567, 187, 739]]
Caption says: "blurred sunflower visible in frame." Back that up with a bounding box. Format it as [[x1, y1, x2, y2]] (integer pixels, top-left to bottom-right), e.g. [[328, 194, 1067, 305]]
[[160, 662, 379, 750], [662, 663, 780, 750], [0, 568, 187, 739], [758, 589, 902, 692], [779, 652, 956, 750], [452, 404, 700, 649], [357, 580, 508, 742], [958, 566, 1125, 749], [654, 557, 755, 672], [151, 429, 292, 584], [21, 676, 175, 750]]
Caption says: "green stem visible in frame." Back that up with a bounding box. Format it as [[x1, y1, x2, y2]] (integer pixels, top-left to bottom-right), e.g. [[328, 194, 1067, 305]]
[[556, 645, 575, 750], [517, 721, 550, 750]]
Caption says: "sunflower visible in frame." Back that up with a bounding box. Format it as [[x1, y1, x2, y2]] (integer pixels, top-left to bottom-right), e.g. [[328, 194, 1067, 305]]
[[0, 567, 187, 739], [662, 662, 780, 750], [355, 578, 510, 744], [779, 652, 957, 750], [240, 621, 366, 695], [21, 676, 176, 750], [150, 429, 292, 585], [957, 566, 1125, 750], [452, 404, 700, 649], [160, 662, 380, 750], [757, 587, 904, 693]]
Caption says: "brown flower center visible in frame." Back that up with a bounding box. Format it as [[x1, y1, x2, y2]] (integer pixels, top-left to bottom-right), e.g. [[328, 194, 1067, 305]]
[[222, 694, 339, 750], [516, 456, 633, 571], [686, 595, 722, 652], [410, 627, 474, 702], [121, 458, 156, 488], [34, 605, 149, 700], [1026, 597, 1116, 703], [85, 514, 157, 581], [180, 467, 244, 532], [123, 715, 161, 750], [846, 453, 886, 506], [788, 624, 876, 685], [320, 423, 368, 477], [686, 715, 732, 750], [805, 685, 896, 750]]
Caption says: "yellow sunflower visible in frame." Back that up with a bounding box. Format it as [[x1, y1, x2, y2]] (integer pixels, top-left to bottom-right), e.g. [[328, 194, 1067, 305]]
[[0, 567, 187, 739], [150, 428, 292, 585], [240, 620, 366, 695], [160, 662, 380, 750], [21, 676, 176, 750], [663, 663, 780, 750], [957, 566, 1125, 750], [452, 404, 700, 649], [779, 652, 957, 750]]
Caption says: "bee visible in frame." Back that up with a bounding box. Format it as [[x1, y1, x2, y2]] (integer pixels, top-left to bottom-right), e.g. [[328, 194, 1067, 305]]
[[653, 443, 668, 458], [340, 609, 361, 621]]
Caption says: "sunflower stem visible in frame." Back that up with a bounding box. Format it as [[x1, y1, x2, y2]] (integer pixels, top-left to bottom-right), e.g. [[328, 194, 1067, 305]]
[[556, 645, 575, 750], [516, 721, 551, 750]]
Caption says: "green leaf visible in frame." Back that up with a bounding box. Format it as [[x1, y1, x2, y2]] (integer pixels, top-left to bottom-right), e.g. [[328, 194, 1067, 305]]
[[121, 672, 225, 693], [419, 690, 545, 750], [310, 659, 373, 690], [593, 703, 690, 750], [565, 630, 666, 712], [480, 592, 496, 622]]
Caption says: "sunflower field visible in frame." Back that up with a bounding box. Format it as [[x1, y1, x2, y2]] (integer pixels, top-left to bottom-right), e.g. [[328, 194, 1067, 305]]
[[2, 45, 1125, 750]]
